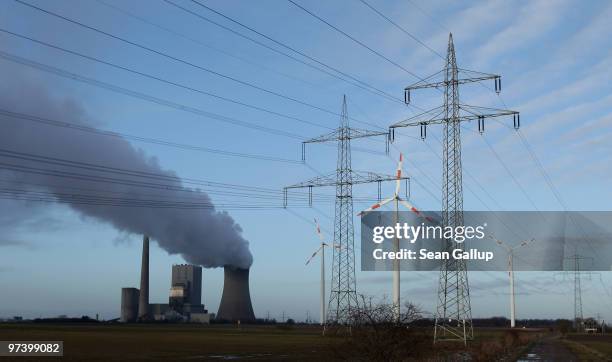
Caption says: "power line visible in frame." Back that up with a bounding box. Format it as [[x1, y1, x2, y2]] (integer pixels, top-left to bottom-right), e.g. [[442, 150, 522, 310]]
[[12, 0, 375, 121], [0, 28, 333, 130], [0, 147, 384, 203], [0, 188, 305, 210], [99, 0, 413, 135], [0, 176, 378, 206], [0, 148, 290, 195], [94, 0, 321, 90], [175, 0, 403, 105], [357, 0, 445, 60], [405, 0, 452, 34], [0, 49, 303, 140], [0, 109, 302, 164], [286, 0, 423, 80], [0, 50, 387, 158]]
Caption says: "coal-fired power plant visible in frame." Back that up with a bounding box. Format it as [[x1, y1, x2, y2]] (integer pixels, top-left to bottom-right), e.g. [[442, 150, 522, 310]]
[[120, 235, 257, 323], [120, 235, 212, 323], [216, 266, 255, 322]]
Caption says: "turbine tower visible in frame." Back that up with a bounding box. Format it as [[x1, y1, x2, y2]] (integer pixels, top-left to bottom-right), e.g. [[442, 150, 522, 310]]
[[305, 218, 331, 326], [358, 153, 429, 320], [389, 34, 519, 344], [284, 96, 406, 326], [490, 235, 534, 328]]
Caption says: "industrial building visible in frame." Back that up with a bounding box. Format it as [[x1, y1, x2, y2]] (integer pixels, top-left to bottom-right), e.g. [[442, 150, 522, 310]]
[[120, 235, 256, 323], [120, 236, 210, 323], [120, 288, 139, 323], [171, 264, 202, 307], [216, 266, 255, 322]]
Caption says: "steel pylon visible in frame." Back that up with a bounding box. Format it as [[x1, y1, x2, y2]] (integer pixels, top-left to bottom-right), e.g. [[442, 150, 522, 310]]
[[435, 33, 473, 343], [328, 97, 358, 324], [284, 96, 405, 326], [389, 34, 520, 344]]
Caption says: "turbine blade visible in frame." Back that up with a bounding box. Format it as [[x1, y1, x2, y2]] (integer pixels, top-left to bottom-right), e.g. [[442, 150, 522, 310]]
[[314, 218, 324, 241], [399, 199, 438, 224], [358, 197, 394, 216], [305, 247, 322, 265]]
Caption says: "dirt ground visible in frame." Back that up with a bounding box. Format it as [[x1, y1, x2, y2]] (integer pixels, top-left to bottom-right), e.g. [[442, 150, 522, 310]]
[[517, 338, 578, 361]]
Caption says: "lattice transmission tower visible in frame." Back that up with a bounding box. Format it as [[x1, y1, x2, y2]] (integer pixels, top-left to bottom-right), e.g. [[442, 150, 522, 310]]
[[574, 254, 584, 331], [285, 96, 407, 326], [389, 34, 520, 344], [564, 252, 594, 332]]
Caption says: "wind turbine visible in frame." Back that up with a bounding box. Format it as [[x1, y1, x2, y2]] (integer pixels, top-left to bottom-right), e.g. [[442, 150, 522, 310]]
[[306, 218, 331, 326], [490, 235, 535, 328], [358, 153, 433, 320]]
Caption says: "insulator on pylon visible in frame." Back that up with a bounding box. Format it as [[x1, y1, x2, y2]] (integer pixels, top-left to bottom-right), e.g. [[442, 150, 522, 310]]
[[301, 143, 306, 162], [420, 123, 427, 140], [478, 116, 485, 134], [283, 188, 288, 208], [513, 113, 520, 130], [404, 89, 411, 104], [495, 77, 501, 94], [406, 178, 410, 200], [308, 186, 313, 207]]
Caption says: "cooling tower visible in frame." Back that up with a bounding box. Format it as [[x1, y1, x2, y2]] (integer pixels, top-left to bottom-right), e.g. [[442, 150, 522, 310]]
[[138, 235, 149, 320], [216, 266, 255, 322], [120, 288, 139, 322]]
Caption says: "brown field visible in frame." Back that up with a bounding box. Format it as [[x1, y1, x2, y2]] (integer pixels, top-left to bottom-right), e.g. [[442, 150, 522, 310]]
[[565, 334, 612, 360], [0, 323, 333, 361], [0, 323, 550, 361]]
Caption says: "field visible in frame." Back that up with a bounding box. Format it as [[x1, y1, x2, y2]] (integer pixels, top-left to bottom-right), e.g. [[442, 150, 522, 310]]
[[564, 334, 612, 361], [0, 324, 333, 361], [0, 323, 590, 361]]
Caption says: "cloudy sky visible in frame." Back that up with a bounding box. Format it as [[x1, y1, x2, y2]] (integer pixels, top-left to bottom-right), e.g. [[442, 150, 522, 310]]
[[1, 0, 611, 323]]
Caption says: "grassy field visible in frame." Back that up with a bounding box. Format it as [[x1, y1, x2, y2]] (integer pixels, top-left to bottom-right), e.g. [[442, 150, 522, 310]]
[[0, 323, 334, 361], [565, 334, 612, 361]]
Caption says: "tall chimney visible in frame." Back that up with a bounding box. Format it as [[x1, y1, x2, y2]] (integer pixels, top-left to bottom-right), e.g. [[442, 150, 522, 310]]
[[217, 266, 255, 322], [138, 235, 149, 320]]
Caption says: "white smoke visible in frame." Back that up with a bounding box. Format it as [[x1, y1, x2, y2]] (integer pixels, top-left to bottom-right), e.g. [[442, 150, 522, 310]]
[[0, 73, 253, 269]]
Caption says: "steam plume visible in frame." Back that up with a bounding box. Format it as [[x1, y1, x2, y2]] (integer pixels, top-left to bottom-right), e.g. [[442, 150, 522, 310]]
[[0, 74, 252, 268]]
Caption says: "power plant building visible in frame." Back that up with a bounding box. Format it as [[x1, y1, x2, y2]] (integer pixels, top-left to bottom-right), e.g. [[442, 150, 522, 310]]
[[216, 266, 255, 322], [119, 236, 210, 323], [172, 264, 202, 305], [120, 288, 140, 323]]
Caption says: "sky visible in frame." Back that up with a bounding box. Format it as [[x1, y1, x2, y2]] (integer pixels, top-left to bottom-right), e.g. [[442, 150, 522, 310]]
[[1, 0, 612, 323]]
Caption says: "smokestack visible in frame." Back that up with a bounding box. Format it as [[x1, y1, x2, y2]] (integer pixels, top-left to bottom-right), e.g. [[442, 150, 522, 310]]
[[217, 266, 255, 322], [138, 235, 149, 320]]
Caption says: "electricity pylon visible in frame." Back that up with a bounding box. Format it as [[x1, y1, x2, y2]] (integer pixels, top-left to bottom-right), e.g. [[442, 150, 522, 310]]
[[490, 235, 535, 328], [389, 33, 520, 344], [564, 253, 592, 331], [285, 96, 408, 326]]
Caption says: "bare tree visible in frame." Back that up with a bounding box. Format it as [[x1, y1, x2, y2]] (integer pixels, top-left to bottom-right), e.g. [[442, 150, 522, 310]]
[[332, 295, 428, 361]]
